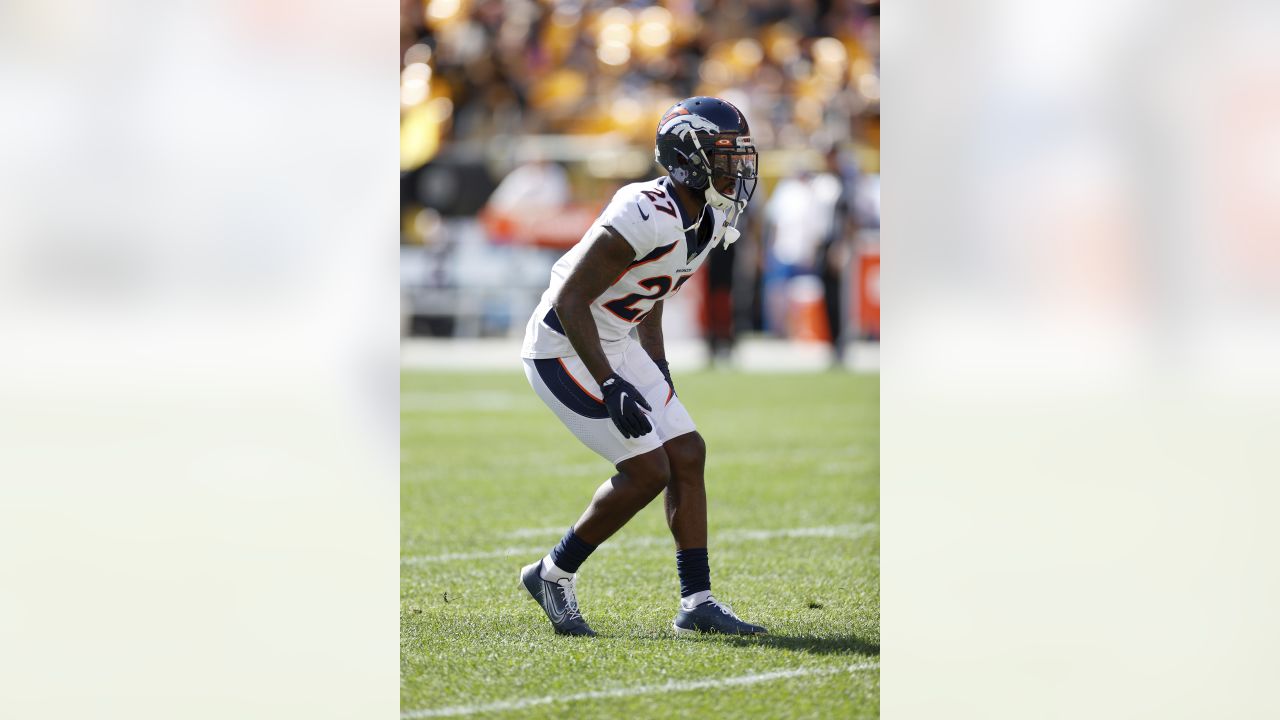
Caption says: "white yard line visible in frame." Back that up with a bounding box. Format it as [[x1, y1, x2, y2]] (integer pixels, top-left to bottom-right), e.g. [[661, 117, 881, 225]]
[[402, 546, 549, 563], [401, 523, 878, 565], [721, 525, 876, 541], [400, 391, 538, 412], [500, 526, 570, 539], [401, 661, 879, 718], [400, 337, 880, 373]]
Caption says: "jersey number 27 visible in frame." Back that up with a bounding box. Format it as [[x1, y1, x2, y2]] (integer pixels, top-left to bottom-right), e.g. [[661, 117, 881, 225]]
[[603, 274, 693, 322]]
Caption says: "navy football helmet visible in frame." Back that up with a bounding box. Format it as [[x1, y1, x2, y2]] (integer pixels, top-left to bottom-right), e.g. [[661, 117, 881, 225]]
[[654, 97, 758, 213]]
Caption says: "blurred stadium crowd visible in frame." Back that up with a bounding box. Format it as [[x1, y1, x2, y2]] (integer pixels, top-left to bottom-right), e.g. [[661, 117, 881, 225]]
[[400, 0, 880, 362]]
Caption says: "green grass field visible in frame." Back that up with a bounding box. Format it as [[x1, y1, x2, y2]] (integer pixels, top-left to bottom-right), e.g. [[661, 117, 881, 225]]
[[402, 370, 879, 719]]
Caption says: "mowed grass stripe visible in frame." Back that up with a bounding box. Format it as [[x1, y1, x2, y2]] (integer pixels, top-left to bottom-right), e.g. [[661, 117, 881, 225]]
[[401, 661, 880, 718], [401, 522, 878, 564]]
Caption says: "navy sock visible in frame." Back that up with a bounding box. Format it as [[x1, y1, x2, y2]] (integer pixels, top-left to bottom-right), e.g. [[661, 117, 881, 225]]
[[549, 528, 597, 574], [676, 548, 711, 598]]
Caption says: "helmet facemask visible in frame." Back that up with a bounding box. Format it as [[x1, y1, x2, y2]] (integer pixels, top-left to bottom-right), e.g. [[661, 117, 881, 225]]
[[703, 143, 758, 212]]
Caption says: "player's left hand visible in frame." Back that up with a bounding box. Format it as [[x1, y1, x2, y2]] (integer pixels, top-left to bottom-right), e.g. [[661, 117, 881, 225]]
[[656, 359, 676, 399]]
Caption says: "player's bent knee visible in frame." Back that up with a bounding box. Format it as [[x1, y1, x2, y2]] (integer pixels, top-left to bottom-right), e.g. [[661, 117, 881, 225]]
[[664, 432, 706, 476], [618, 448, 671, 496]]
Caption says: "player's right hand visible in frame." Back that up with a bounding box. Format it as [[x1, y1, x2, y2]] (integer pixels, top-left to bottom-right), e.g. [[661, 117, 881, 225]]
[[600, 373, 653, 438]]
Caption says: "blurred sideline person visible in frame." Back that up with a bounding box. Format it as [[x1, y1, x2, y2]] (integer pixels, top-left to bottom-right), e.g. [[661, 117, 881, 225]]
[[703, 215, 737, 364], [486, 156, 570, 216], [762, 163, 844, 339], [816, 147, 859, 365], [704, 191, 764, 366], [518, 98, 767, 637]]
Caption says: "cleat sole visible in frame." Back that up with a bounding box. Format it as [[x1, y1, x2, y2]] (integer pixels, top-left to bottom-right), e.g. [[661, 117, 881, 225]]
[[672, 622, 768, 636]]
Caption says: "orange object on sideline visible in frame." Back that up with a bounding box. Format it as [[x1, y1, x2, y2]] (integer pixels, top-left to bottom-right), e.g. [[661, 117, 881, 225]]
[[480, 205, 600, 248], [858, 250, 880, 337], [787, 276, 830, 342]]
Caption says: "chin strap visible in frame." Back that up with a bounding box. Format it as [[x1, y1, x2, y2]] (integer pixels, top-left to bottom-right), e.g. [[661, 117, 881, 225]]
[[678, 186, 745, 248], [715, 203, 744, 250], [704, 182, 749, 248]]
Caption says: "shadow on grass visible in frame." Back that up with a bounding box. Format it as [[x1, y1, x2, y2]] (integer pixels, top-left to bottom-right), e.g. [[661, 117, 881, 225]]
[[719, 632, 879, 656], [660, 631, 879, 657]]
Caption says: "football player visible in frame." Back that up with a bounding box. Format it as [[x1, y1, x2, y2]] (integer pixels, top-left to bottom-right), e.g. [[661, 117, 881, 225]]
[[519, 97, 766, 636]]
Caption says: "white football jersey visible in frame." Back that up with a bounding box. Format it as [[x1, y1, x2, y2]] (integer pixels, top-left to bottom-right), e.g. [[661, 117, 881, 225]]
[[522, 177, 728, 359]]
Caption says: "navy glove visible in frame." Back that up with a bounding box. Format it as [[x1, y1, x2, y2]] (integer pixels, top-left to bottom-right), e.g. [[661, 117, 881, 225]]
[[600, 373, 653, 438], [655, 359, 676, 399]]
